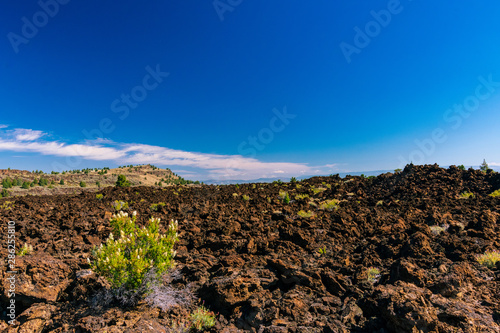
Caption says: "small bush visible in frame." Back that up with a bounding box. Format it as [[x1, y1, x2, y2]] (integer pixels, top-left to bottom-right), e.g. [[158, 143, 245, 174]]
[[21, 181, 30, 189], [116, 174, 131, 187], [429, 225, 448, 236], [394, 168, 402, 173], [278, 190, 290, 204], [460, 191, 474, 199], [242, 195, 250, 201], [366, 267, 381, 284], [319, 199, 339, 211], [2, 178, 13, 189], [489, 189, 500, 198], [112, 200, 129, 211], [80, 181, 87, 188], [476, 250, 500, 269], [90, 211, 179, 290], [295, 194, 309, 200], [17, 243, 33, 257], [297, 210, 314, 218], [0, 201, 14, 210], [458, 165, 465, 170], [190, 306, 216, 331], [151, 202, 166, 211], [0, 189, 10, 198], [311, 187, 326, 195], [96, 194, 104, 200], [59, 179, 65, 185]]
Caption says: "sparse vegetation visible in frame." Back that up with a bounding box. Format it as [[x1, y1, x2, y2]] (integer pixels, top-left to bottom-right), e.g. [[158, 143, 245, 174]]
[[366, 267, 381, 284], [295, 193, 309, 200], [394, 168, 402, 173], [96, 194, 104, 200], [458, 165, 465, 170], [80, 181, 87, 188], [1, 189, 10, 198], [17, 243, 33, 257], [111, 200, 129, 211], [190, 305, 216, 331], [489, 189, 500, 198], [297, 210, 314, 218], [319, 199, 339, 211], [311, 186, 326, 195], [242, 195, 250, 201], [278, 190, 291, 204], [476, 250, 500, 269], [0, 201, 14, 210], [429, 225, 448, 236], [150, 202, 166, 211], [460, 191, 474, 199]]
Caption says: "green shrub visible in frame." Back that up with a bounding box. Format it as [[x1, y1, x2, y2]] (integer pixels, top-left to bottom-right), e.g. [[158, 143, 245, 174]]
[[0, 189, 10, 198], [429, 225, 448, 236], [290, 177, 297, 183], [311, 187, 326, 195], [242, 195, 250, 201], [489, 189, 500, 198], [112, 200, 129, 211], [319, 199, 339, 211], [80, 181, 87, 188], [366, 267, 381, 284], [96, 194, 104, 200], [0, 201, 14, 210], [150, 202, 166, 211], [21, 181, 30, 189], [17, 243, 33, 257], [190, 306, 216, 331], [90, 211, 179, 290], [297, 210, 314, 218], [458, 165, 465, 170], [2, 178, 13, 189], [59, 179, 65, 185], [116, 174, 131, 187], [476, 250, 500, 269], [38, 178, 48, 186], [295, 193, 309, 201], [394, 168, 402, 173], [460, 191, 474, 199], [278, 190, 290, 203]]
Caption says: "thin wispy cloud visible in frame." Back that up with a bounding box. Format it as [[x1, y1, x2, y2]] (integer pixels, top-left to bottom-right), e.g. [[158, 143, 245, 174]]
[[12, 129, 45, 141], [0, 128, 331, 180], [0, 124, 8, 129]]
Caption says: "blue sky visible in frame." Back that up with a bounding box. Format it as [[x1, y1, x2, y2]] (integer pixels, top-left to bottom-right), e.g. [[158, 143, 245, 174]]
[[1, 1, 499, 180]]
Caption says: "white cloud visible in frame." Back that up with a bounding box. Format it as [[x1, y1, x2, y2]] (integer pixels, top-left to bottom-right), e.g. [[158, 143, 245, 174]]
[[12, 129, 45, 141], [489, 162, 500, 166], [0, 128, 327, 180], [0, 124, 8, 129]]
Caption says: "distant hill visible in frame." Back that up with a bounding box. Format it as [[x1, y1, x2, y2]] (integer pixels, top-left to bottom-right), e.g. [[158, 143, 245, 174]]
[[0, 164, 199, 197]]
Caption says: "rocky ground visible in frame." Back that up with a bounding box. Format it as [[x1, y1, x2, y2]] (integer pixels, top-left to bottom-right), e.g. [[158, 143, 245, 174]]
[[0, 164, 499, 332]]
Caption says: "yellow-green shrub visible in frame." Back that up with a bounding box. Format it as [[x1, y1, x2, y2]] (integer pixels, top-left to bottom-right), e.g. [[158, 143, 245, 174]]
[[476, 250, 500, 269], [90, 211, 178, 290]]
